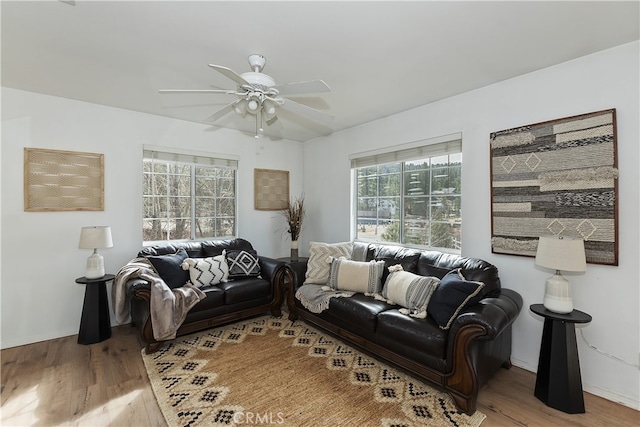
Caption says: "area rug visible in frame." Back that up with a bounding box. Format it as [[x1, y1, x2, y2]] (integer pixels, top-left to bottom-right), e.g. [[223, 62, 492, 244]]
[[141, 315, 486, 427]]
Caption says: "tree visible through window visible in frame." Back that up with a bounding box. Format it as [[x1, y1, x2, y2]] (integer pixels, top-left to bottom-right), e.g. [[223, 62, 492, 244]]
[[352, 138, 462, 252], [143, 149, 237, 242]]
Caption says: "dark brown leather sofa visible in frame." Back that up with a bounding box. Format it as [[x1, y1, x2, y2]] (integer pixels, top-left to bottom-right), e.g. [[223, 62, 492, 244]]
[[126, 238, 286, 352], [286, 243, 522, 415]]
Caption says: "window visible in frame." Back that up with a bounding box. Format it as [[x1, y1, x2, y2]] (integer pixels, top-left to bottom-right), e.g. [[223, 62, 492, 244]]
[[351, 135, 462, 252], [143, 148, 237, 242]]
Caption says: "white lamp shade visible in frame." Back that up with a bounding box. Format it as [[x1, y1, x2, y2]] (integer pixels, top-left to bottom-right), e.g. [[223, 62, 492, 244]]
[[79, 226, 113, 249], [535, 236, 586, 272]]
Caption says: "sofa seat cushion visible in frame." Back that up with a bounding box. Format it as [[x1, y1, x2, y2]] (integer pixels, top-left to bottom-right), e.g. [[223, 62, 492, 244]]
[[375, 309, 448, 371], [217, 277, 271, 305], [313, 293, 396, 335], [189, 286, 225, 313]]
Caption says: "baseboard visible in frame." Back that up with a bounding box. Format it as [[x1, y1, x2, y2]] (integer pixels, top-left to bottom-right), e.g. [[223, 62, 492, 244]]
[[511, 357, 640, 411], [582, 385, 640, 411], [1, 328, 77, 349]]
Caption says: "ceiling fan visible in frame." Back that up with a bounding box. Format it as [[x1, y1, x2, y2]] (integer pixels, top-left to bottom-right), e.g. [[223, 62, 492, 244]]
[[159, 54, 333, 138]]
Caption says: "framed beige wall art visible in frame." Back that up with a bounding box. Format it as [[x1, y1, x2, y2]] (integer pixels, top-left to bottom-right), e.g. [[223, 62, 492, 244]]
[[254, 168, 289, 211], [24, 148, 104, 212]]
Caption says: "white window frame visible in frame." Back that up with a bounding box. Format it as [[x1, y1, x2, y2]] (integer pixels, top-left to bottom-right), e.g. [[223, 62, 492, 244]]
[[349, 133, 463, 253], [142, 146, 239, 244]]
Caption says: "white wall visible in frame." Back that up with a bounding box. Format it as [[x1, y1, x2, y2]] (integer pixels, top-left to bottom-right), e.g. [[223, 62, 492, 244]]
[[0, 88, 302, 349], [302, 42, 640, 409], [2, 41, 638, 410]]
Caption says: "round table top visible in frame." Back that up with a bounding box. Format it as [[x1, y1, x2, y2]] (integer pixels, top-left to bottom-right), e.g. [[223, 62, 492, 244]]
[[530, 303, 592, 324], [75, 274, 115, 285]]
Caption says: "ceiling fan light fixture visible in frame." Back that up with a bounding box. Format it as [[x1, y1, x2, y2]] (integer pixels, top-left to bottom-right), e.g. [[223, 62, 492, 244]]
[[160, 54, 333, 138], [246, 94, 262, 114], [247, 99, 259, 112], [234, 99, 247, 116], [263, 99, 277, 117]]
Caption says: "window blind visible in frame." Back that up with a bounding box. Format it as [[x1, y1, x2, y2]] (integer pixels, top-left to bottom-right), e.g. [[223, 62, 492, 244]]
[[349, 134, 462, 169], [143, 148, 238, 169]]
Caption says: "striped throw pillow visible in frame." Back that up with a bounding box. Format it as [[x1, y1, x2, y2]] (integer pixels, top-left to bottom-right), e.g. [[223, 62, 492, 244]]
[[326, 257, 386, 294], [381, 265, 440, 319]]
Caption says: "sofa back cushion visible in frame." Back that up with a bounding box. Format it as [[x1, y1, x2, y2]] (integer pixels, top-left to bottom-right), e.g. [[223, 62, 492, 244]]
[[364, 243, 501, 299], [367, 244, 421, 284], [138, 238, 254, 258], [202, 238, 254, 257], [416, 251, 501, 296]]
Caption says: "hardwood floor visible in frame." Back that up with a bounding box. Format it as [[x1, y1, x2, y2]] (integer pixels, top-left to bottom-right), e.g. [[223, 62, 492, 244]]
[[2, 324, 638, 426]]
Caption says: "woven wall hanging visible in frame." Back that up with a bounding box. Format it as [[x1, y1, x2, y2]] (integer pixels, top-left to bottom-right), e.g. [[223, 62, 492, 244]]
[[24, 148, 104, 212], [490, 109, 618, 265]]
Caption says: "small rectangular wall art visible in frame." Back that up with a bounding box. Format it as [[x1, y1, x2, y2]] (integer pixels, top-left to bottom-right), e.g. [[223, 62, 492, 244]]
[[24, 147, 105, 212], [254, 168, 289, 211]]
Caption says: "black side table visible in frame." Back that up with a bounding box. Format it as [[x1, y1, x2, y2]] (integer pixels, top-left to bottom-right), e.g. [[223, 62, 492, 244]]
[[530, 303, 592, 414], [76, 274, 114, 345], [275, 257, 308, 320]]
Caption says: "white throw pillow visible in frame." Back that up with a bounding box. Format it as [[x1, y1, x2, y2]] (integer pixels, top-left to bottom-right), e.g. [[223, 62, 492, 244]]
[[380, 265, 440, 319], [181, 255, 229, 288], [304, 241, 353, 285], [326, 257, 386, 294]]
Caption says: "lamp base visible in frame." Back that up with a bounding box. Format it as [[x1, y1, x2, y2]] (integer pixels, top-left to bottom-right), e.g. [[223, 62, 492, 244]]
[[85, 250, 105, 279], [543, 272, 573, 314]]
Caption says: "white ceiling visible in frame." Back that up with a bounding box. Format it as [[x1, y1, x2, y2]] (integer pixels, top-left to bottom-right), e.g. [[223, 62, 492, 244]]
[[2, 1, 639, 142]]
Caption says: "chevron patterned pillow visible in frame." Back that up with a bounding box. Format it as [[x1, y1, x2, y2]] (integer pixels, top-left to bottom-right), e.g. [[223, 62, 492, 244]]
[[181, 255, 229, 288], [304, 241, 353, 285]]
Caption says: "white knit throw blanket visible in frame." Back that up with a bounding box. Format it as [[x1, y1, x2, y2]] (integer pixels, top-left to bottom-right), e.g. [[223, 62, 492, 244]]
[[112, 258, 205, 341], [295, 284, 354, 314]]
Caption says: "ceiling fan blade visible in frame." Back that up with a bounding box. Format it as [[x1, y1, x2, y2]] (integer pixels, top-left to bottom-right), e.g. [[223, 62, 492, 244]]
[[159, 89, 235, 94], [203, 102, 237, 123], [209, 64, 252, 88], [279, 98, 334, 125], [272, 80, 331, 96], [265, 115, 282, 130]]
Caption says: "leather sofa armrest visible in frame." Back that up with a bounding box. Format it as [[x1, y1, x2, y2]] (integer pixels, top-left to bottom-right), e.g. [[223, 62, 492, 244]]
[[447, 288, 523, 342], [258, 256, 286, 284], [291, 262, 308, 291], [127, 278, 151, 300]]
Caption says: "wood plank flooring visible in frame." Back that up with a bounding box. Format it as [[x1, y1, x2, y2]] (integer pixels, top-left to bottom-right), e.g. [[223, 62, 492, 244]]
[[2, 324, 638, 426]]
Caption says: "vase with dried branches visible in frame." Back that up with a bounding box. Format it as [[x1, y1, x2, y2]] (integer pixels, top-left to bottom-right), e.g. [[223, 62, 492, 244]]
[[281, 195, 305, 261]]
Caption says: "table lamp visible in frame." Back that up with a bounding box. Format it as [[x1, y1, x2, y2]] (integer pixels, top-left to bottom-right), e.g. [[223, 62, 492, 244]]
[[79, 226, 113, 279], [535, 235, 586, 314]]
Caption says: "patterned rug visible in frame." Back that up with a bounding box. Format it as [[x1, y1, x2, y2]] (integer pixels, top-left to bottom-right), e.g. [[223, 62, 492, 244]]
[[142, 315, 486, 427]]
